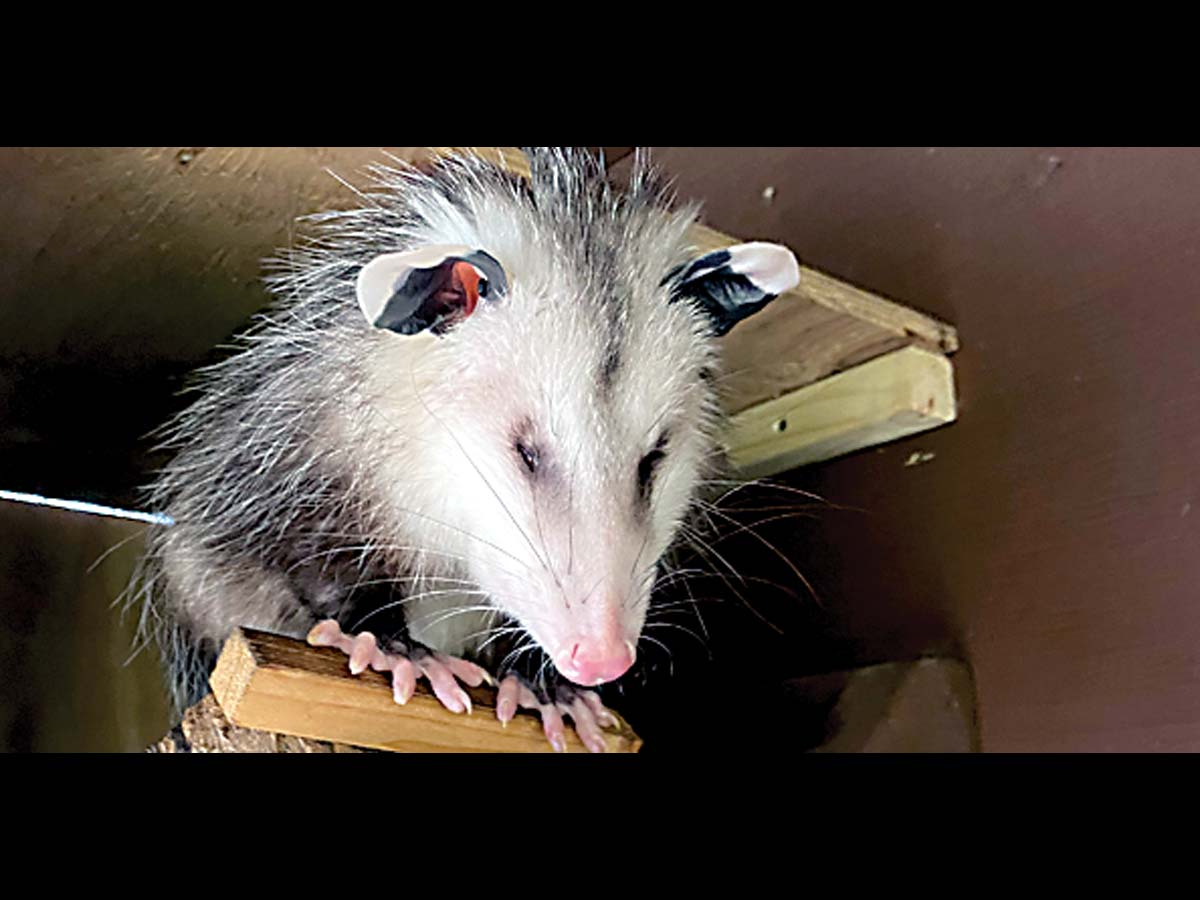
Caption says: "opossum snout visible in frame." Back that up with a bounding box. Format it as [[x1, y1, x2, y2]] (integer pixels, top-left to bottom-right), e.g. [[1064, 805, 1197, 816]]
[[554, 632, 637, 686], [543, 586, 642, 686]]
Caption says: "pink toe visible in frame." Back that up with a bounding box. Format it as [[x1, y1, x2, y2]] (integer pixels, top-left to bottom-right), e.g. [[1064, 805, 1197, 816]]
[[306, 619, 342, 647], [444, 656, 489, 688], [391, 659, 416, 705], [423, 660, 468, 714], [580, 691, 616, 728], [569, 700, 606, 753], [541, 706, 566, 753], [348, 632, 377, 675], [496, 676, 521, 724], [517, 683, 541, 708]]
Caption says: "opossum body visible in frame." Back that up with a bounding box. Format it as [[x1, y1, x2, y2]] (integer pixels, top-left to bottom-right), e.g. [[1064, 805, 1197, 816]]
[[131, 148, 800, 751]]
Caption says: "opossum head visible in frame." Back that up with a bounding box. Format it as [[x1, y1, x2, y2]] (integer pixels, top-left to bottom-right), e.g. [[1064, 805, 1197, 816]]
[[354, 149, 799, 687]]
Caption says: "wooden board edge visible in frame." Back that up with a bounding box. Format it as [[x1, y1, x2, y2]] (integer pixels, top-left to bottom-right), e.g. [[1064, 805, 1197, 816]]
[[689, 223, 959, 354], [426, 151, 957, 357], [208, 627, 257, 723], [209, 628, 643, 754], [724, 345, 957, 477]]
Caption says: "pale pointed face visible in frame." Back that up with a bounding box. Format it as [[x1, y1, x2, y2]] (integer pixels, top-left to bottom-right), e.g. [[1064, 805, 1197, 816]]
[[349, 151, 796, 686], [410, 272, 718, 686]]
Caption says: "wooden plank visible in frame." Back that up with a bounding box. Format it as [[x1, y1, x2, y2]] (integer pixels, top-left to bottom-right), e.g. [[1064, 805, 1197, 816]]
[[723, 344, 956, 478], [690, 223, 958, 355], [427, 149, 959, 415], [209, 628, 643, 753], [149, 694, 368, 753], [689, 224, 959, 414]]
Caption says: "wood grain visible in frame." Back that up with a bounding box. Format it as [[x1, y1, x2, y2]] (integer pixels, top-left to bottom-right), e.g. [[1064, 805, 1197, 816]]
[[209, 628, 643, 753], [724, 344, 956, 478], [149, 693, 367, 753], [690, 223, 958, 413]]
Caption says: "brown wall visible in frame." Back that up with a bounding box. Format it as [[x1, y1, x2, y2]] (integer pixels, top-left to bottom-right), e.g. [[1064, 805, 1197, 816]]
[[608, 148, 1200, 751], [0, 501, 168, 751], [0, 147, 634, 508], [0, 147, 445, 507]]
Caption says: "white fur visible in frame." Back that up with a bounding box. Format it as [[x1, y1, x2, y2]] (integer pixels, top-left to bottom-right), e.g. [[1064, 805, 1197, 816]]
[[132, 148, 741, 706]]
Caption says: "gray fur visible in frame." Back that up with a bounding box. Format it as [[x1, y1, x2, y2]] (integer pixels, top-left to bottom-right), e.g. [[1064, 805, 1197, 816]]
[[128, 148, 748, 713]]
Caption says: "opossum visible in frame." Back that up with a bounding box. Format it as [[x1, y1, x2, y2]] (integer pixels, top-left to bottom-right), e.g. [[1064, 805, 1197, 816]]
[[130, 147, 800, 752]]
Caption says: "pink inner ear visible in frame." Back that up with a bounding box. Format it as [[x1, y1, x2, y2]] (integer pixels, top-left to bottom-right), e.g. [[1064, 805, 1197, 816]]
[[729, 243, 801, 295], [451, 261, 481, 318], [428, 261, 482, 334]]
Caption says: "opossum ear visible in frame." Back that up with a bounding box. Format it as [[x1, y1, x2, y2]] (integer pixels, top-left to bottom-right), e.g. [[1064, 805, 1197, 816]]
[[356, 244, 508, 336], [666, 242, 800, 336]]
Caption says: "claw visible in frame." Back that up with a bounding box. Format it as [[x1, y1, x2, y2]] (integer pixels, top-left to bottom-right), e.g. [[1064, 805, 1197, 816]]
[[308, 619, 620, 749], [495, 674, 615, 753], [390, 658, 417, 705], [308, 618, 478, 716], [418, 655, 471, 714]]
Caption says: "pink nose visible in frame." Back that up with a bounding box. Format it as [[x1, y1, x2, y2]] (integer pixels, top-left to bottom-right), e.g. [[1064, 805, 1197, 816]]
[[556, 639, 636, 686]]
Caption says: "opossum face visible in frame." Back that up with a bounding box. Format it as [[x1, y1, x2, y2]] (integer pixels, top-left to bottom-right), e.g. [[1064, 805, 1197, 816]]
[[439, 281, 718, 687], [354, 156, 798, 686]]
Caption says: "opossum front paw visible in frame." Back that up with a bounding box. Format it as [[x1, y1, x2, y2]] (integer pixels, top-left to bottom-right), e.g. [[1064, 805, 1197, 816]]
[[306, 619, 492, 715], [494, 674, 617, 753]]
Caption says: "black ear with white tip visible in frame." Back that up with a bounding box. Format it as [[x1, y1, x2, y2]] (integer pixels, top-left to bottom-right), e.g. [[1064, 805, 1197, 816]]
[[666, 242, 800, 336], [356, 244, 508, 337]]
